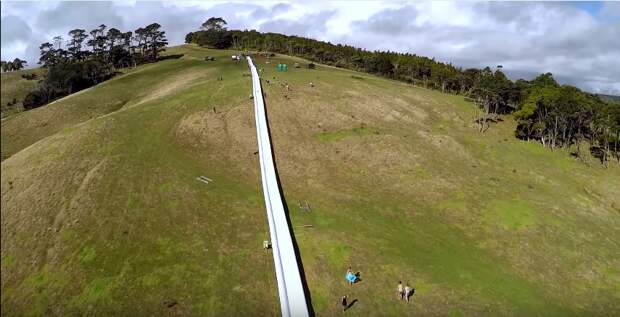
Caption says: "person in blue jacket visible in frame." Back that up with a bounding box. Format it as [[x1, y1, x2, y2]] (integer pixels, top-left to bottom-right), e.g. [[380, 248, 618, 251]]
[[346, 266, 357, 285]]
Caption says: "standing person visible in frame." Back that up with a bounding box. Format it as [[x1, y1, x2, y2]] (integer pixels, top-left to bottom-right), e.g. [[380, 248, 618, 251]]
[[397, 281, 404, 300], [341, 295, 348, 312], [405, 283, 412, 303]]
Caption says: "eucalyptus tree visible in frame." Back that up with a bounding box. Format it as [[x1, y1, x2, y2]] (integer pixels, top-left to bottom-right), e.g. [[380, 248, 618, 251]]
[[68, 29, 88, 60]]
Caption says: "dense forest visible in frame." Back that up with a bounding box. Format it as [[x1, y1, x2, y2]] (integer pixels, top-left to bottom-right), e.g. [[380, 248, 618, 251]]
[[22, 23, 168, 109], [188, 17, 620, 165]]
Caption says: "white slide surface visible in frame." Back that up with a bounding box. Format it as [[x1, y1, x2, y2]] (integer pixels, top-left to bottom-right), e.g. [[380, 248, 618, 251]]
[[247, 56, 310, 317]]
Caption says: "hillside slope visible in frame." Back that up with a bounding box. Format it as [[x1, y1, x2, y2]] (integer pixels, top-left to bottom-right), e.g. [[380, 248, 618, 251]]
[[2, 45, 619, 316], [0, 68, 44, 118]]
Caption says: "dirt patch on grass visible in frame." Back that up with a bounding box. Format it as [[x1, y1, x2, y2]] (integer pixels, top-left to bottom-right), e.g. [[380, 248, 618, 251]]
[[383, 109, 416, 124], [131, 67, 212, 107], [417, 130, 473, 161], [175, 105, 257, 175]]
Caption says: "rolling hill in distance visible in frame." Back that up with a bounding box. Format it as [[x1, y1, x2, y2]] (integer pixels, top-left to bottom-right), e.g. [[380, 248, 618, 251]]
[[598, 94, 620, 104]]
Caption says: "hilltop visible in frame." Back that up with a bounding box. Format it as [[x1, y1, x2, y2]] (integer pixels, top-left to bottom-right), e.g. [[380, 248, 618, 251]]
[[1, 45, 619, 316]]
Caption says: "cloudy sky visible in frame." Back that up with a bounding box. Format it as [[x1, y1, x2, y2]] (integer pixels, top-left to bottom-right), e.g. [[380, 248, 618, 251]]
[[2, 1, 619, 94]]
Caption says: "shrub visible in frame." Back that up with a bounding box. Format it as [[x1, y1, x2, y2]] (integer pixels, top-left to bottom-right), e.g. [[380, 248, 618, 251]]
[[24, 59, 115, 110], [21, 73, 38, 80]]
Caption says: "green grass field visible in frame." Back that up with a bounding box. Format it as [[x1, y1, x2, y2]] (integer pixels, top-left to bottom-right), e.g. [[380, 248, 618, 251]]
[[2, 44, 619, 316], [1, 68, 45, 118]]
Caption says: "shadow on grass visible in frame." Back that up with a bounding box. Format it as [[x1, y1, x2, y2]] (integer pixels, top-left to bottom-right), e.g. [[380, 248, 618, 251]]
[[258, 77, 316, 316], [345, 299, 358, 311], [355, 272, 362, 283], [158, 54, 185, 61]]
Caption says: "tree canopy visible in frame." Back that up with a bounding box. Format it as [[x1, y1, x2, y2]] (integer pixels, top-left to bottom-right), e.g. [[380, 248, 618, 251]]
[[23, 22, 168, 110], [1, 58, 27, 72], [201, 17, 227, 31]]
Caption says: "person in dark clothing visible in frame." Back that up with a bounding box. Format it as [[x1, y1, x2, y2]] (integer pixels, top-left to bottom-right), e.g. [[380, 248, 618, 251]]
[[341, 295, 348, 312], [405, 283, 413, 303]]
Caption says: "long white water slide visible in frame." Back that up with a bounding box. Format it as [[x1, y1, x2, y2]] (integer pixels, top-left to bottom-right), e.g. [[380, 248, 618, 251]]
[[247, 56, 310, 317]]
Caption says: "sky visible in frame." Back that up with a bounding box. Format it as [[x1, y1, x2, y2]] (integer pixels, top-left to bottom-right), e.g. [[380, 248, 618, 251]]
[[1, 1, 619, 95]]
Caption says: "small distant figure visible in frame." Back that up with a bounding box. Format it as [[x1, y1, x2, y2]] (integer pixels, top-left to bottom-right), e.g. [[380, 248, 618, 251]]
[[309, 82, 314, 88], [346, 266, 357, 285], [405, 283, 412, 303], [341, 295, 348, 312], [397, 281, 404, 300]]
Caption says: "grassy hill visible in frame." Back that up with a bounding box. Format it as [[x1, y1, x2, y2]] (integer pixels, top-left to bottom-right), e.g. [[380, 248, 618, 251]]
[[1, 68, 45, 118], [2, 44, 619, 316]]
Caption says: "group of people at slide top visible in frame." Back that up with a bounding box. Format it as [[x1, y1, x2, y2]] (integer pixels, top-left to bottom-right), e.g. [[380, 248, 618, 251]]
[[341, 266, 414, 312]]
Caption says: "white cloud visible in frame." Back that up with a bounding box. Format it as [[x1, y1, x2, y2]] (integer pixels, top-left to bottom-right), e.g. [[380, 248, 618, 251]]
[[0, 1, 618, 94]]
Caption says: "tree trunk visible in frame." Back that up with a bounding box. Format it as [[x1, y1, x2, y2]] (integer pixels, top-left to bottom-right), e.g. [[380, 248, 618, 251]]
[[604, 130, 610, 168], [615, 130, 619, 163]]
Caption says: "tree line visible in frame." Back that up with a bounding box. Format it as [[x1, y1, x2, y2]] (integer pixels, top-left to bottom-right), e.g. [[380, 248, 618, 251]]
[[186, 17, 620, 165], [513, 74, 620, 165], [1, 58, 28, 72], [23, 23, 168, 109]]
